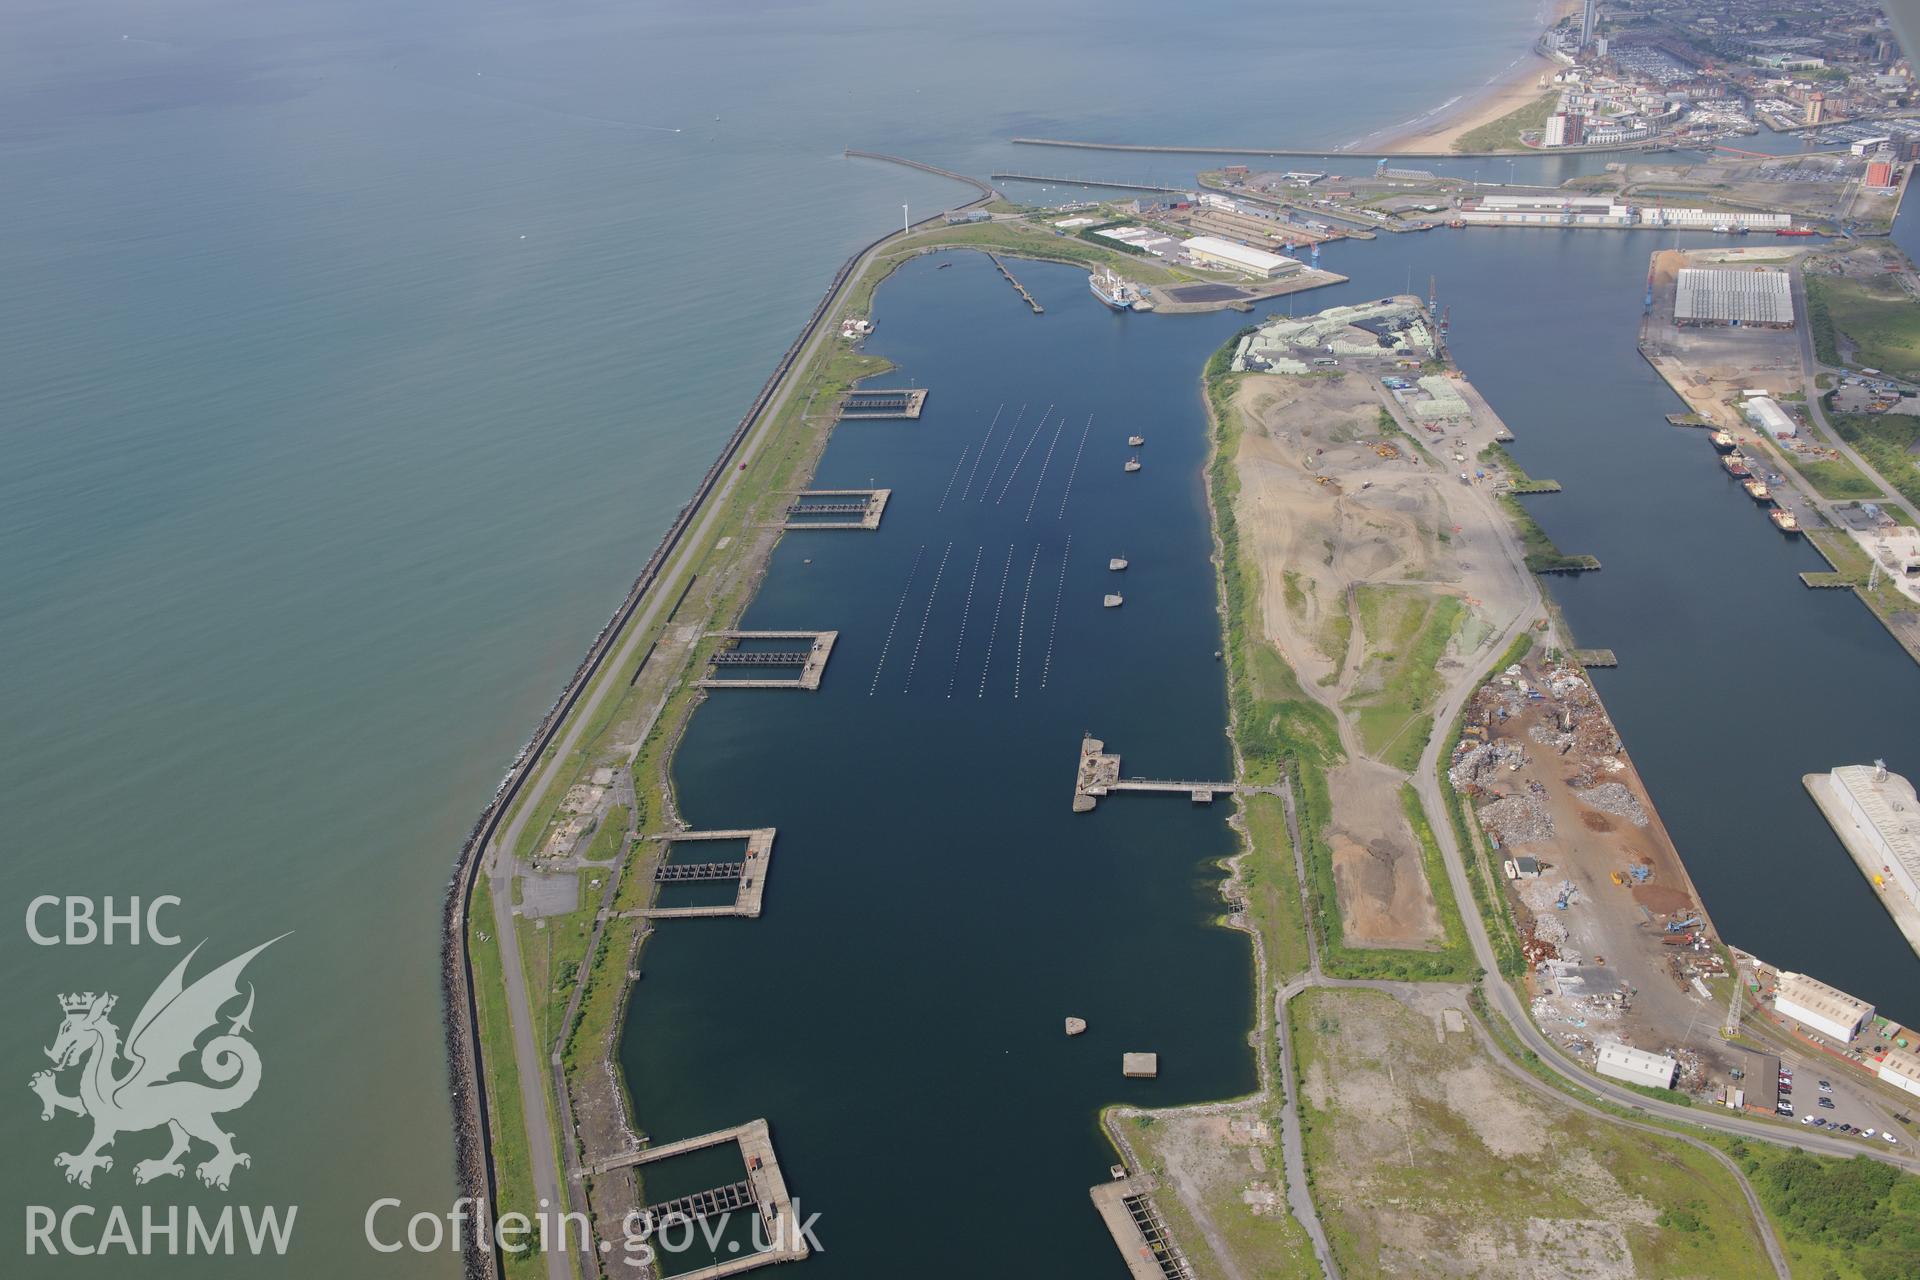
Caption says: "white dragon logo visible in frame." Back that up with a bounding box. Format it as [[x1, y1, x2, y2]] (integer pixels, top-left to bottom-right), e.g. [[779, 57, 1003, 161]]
[[29, 936, 284, 1191]]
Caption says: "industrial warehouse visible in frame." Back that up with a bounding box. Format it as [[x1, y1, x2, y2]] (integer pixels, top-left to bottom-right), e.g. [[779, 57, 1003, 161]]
[[1772, 970, 1876, 1043], [1179, 235, 1300, 279], [1595, 1041, 1680, 1090], [1673, 267, 1796, 328]]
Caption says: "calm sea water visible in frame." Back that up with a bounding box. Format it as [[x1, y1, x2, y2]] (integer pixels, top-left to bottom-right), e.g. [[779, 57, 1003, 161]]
[[14, 0, 1916, 1274]]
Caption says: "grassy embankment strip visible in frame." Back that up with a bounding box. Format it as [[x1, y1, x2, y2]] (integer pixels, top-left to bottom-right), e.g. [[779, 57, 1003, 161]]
[[1205, 337, 1472, 982], [468, 879, 542, 1277], [1452, 92, 1561, 154], [1496, 491, 1601, 572], [1478, 440, 1562, 494], [1435, 632, 1534, 979]]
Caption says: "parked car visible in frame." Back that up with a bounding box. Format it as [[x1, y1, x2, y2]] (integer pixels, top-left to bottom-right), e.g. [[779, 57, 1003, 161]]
[[1863, 1128, 1877, 1139], [1885, 1133, 1898, 1145], [1839, 1124, 1854, 1132], [1819, 1098, 1835, 1109], [1818, 1080, 1833, 1093]]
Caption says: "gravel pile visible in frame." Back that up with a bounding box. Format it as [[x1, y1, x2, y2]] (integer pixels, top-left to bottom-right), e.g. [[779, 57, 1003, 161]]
[[1574, 781, 1648, 827]]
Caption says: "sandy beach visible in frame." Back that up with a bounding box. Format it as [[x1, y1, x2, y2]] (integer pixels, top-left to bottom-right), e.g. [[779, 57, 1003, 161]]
[[1353, 0, 1577, 155]]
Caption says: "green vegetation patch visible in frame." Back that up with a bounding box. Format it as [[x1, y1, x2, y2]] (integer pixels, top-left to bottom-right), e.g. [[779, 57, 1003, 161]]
[[1496, 492, 1600, 573], [1827, 401, 1920, 511], [467, 880, 543, 1277], [1728, 1143, 1920, 1280], [1452, 92, 1562, 154], [1807, 274, 1920, 381], [1343, 585, 1464, 771]]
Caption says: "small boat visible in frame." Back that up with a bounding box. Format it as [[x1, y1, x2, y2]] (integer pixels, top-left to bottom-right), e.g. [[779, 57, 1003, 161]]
[[1109, 557, 1128, 571], [1771, 508, 1800, 534], [1722, 454, 1750, 479], [1124, 456, 1142, 473], [1744, 478, 1773, 504], [1710, 430, 1737, 452], [1103, 594, 1124, 608], [937, 262, 952, 270], [1128, 434, 1145, 447]]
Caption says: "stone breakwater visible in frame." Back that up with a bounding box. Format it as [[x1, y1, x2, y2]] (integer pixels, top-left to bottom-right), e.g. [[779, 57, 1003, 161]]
[[436, 156, 999, 1279]]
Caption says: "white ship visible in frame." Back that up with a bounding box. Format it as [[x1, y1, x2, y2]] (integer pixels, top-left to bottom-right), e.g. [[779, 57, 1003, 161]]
[[1103, 594, 1124, 608], [1124, 456, 1141, 473], [1128, 434, 1145, 447], [1090, 269, 1144, 311], [1109, 557, 1128, 571]]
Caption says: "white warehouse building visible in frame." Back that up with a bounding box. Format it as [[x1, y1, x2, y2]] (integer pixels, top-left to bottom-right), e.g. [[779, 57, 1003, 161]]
[[1596, 1041, 1679, 1090], [1744, 396, 1798, 439], [1830, 763, 1920, 910], [1879, 1047, 1920, 1099], [1180, 236, 1300, 279], [1773, 971, 1875, 1043]]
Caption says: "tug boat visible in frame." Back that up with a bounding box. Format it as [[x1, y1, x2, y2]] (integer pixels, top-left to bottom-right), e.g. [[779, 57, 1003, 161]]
[[1771, 508, 1800, 534], [1744, 478, 1773, 504], [1711, 430, 1737, 452]]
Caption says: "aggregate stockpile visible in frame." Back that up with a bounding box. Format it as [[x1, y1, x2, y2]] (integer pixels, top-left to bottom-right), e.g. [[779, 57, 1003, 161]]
[[1449, 656, 1728, 1075]]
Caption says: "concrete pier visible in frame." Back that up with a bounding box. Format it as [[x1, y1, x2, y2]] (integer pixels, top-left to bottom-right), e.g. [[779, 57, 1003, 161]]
[[1089, 1173, 1193, 1279], [985, 252, 1045, 314], [699, 631, 837, 690], [838, 388, 927, 420], [1073, 735, 1244, 812], [578, 1119, 809, 1280], [631, 828, 776, 919], [1804, 772, 1920, 962], [781, 488, 890, 530]]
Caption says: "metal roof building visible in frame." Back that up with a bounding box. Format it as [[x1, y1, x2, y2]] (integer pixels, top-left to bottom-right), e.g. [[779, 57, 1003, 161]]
[[1180, 236, 1300, 279], [1831, 764, 1920, 909], [1596, 1041, 1679, 1090], [1879, 1046, 1920, 1099], [1743, 396, 1799, 438], [1674, 268, 1795, 327], [1773, 971, 1875, 1043]]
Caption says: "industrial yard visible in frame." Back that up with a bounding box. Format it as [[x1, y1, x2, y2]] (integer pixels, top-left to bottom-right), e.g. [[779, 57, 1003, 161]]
[[1451, 654, 1737, 1082]]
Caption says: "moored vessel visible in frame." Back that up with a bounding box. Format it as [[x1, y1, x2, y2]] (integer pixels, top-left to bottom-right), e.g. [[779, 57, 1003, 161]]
[[1109, 557, 1128, 571], [1124, 456, 1141, 473], [1089, 269, 1143, 312], [1722, 454, 1750, 479], [1103, 593, 1124, 608], [1770, 507, 1800, 534], [1744, 478, 1773, 503], [1711, 430, 1737, 452], [1127, 434, 1145, 447]]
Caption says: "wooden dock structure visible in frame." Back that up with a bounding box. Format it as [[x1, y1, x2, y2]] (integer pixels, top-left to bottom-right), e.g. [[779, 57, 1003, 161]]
[[628, 828, 776, 919], [698, 631, 837, 690], [781, 488, 890, 530], [985, 252, 1045, 313], [577, 1119, 809, 1279], [1090, 1173, 1194, 1279], [1570, 648, 1619, 668], [1073, 735, 1246, 812], [838, 387, 927, 420]]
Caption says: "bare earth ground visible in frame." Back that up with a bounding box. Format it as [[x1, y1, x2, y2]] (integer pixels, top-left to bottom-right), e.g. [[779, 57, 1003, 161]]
[[1233, 372, 1530, 945], [1294, 986, 1776, 1280]]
